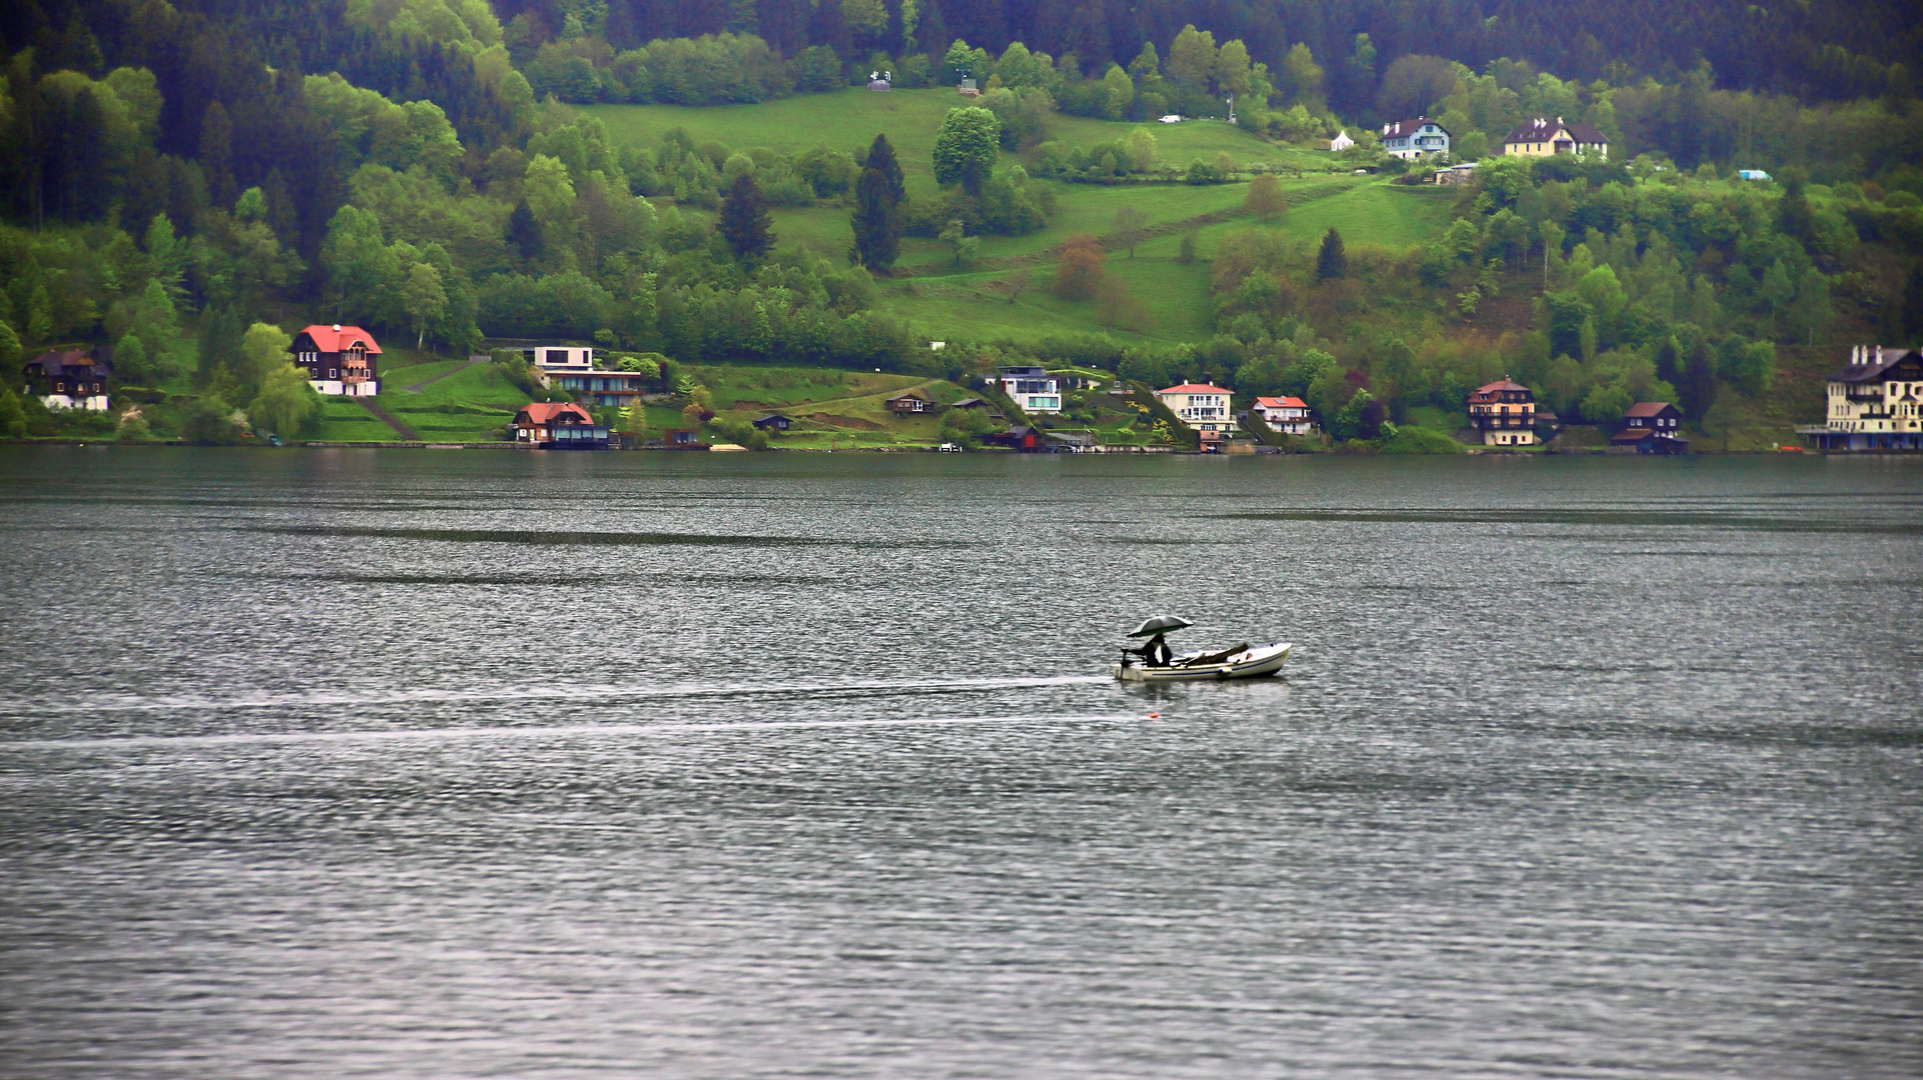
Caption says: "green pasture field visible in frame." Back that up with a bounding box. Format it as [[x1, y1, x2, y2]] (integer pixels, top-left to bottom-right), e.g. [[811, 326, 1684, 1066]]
[[586, 89, 1331, 197], [590, 92, 1445, 350], [306, 359, 534, 442], [310, 397, 404, 442], [385, 360, 537, 441]]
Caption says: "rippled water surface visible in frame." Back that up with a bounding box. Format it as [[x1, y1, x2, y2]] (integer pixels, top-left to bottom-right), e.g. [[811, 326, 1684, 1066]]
[[2, 447, 1919, 1078]]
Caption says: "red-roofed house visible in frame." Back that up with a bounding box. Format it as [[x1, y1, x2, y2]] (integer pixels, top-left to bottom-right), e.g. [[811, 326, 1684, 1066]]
[[291, 324, 382, 396], [1250, 395, 1312, 435], [1466, 379, 1536, 446], [511, 401, 609, 448], [1154, 383, 1235, 434]]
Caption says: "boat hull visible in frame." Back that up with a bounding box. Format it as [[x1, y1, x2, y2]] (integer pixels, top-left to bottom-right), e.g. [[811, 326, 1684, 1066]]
[[1112, 642, 1292, 682]]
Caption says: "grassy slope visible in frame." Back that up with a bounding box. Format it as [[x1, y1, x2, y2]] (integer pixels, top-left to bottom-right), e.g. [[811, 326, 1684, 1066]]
[[586, 90, 1409, 348], [308, 359, 533, 442]]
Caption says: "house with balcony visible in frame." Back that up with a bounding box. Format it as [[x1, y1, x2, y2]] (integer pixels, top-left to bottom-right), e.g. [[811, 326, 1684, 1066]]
[[991, 366, 1062, 413], [291, 325, 381, 396], [1466, 379, 1537, 446], [511, 401, 608, 448], [1611, 401, 1688, 453], [24, 347, 113, 411], [1502, 117, 1609, 160], [1249, 395, 1313, 435], [1155, 382, 1235, 434], [1797, 345, 1923, 451], [1380, 116, 1449, 159]]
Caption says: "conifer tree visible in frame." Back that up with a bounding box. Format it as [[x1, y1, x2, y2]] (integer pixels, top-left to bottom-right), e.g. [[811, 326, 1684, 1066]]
[[718, 172, 774, 261], [851, 167, 900, 270], [1317, 228, 1347, 280], [864, 134, 904, 205]]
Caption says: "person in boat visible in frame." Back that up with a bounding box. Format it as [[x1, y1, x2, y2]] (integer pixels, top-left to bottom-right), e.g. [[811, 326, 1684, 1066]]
[[1144, 632, 1173, 667]]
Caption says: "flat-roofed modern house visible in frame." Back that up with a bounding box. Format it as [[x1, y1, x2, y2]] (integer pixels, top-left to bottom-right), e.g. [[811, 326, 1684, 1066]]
[[1250, 395, 1313, 435], [511, 401, 608, 448], [1798, 345, 1923, 451], [1502, 117, 1609, 159], [1380, 116, 1449, 159], [991, 366, 1062, 414], [1155, 382, 1235, 434], [521, 346, 594, 374], [291, 324, 381, 396], [24, 347, 112, 411], [1466, 379, 1537, 446]]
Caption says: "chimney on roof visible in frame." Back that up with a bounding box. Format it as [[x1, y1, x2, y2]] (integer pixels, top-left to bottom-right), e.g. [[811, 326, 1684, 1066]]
[[1556, 116, 1563, 123], [1382, 123, 1390, 135], [1875, 345, 1885, 365], [333, 323, 341, 331]]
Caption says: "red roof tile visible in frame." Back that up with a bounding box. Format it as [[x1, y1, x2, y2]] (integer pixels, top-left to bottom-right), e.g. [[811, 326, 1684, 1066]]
[[1254, 396, 1307, 409], [1155, 383, 1232, 396], [296, 325, 383, 354], [516, 402, 593, 425]]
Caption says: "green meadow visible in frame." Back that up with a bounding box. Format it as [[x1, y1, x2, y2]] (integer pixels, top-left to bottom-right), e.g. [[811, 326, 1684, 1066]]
[[308, 359, 532, 442], [582, 89, 1447, 350]]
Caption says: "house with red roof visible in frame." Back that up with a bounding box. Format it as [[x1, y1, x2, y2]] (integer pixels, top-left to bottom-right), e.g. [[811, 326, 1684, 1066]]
[[1154, 382, 1235, 434], [1466, 378, 1537, 446], [290, 324, 382, 396], [1250, 395, 1312, 435], [511, 401, 608, 448]]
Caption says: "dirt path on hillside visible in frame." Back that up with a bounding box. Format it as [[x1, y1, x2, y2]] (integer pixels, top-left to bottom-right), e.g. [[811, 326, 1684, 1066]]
[[358, 397, 421, 440], [403, 357, 488, 393]]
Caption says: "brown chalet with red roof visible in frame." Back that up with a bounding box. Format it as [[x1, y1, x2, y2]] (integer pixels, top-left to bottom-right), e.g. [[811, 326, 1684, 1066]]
[[512, 401, 609, 449], [291, 324, 382, 396], [1467, 379, 1536, 446]]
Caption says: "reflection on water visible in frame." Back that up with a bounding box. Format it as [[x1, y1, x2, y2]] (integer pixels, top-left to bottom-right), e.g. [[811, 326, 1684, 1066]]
[[0, 447, 1919, 1079]]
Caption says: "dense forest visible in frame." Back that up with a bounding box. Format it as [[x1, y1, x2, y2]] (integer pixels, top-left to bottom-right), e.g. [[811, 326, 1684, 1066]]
[[0, 0, 1919, 443]]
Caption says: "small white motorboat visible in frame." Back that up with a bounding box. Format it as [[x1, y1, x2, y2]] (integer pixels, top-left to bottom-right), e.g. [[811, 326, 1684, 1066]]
[[1111, 615, 1292, 682]]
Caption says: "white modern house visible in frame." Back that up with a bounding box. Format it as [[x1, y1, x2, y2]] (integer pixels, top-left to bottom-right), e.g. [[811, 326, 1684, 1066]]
[[1798, 345, 1923, 451], [1380, 116, 1449, 159], [520, 345, 594, 374], [992, 366, 1062, 413], [1155, 382, 1235, 433], [1250, 395, 1313, 435]]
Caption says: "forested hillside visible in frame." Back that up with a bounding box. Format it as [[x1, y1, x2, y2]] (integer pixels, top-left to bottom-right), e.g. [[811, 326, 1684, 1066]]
[[0, 0, 1919, 446]]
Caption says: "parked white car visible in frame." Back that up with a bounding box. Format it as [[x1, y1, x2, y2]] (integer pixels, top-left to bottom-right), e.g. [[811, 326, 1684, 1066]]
[[938, 442, 962, 453]]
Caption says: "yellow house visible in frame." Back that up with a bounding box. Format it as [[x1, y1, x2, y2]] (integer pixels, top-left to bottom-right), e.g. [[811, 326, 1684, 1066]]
[[1502, 117, 1608, 160]]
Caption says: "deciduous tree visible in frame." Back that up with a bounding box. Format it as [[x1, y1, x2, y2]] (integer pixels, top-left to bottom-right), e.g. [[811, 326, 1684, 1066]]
[[1245, 173, 1286, 220]]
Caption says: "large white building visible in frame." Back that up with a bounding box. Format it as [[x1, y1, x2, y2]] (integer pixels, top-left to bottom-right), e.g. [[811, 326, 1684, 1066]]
[[1798, 345, 1923, 451], [1154, 382, 1235, 433], [991, 366, 1062, 413], [1380, 116, 1449, 159]]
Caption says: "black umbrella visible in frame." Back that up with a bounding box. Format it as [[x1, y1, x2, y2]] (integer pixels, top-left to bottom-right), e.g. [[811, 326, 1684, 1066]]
[[1128, 615, 1193, 637]]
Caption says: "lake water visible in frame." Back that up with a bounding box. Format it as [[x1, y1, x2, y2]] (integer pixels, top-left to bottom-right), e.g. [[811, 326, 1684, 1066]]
[[1, 447, 1919, 1078]]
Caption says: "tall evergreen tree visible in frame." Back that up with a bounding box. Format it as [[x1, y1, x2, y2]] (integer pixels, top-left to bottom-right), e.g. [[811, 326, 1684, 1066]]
[[1316, 228, 1347, 280], [850, 166, 901, 270], [864, 134, 905, 205], [718, 172, 774, 261]]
